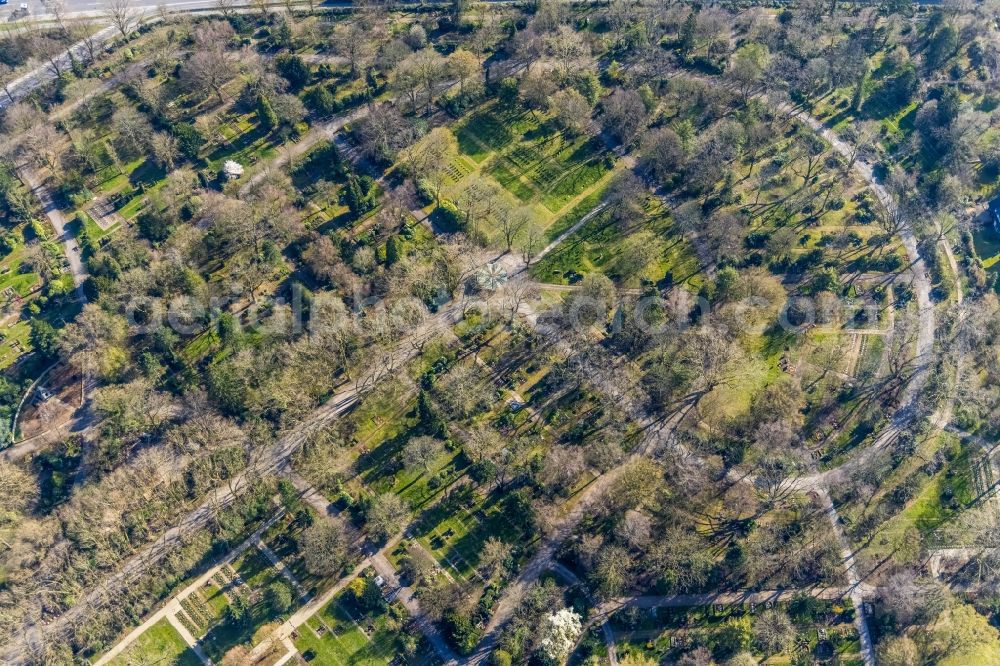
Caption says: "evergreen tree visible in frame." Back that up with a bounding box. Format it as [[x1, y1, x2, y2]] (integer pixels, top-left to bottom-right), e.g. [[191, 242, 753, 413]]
[[417, 389, 448, 438], [69, 52, 85, 78], [303, 85, 337, 117], [276, 54, 312, 91], [679, 13, 697, 58], [497, 77, 519, 111], [344, 173, 377, 219], [257, 96, 278, 131], [273, 19, 293, 49], [344, 172, 367, 218], [385, 235, 402, 265]]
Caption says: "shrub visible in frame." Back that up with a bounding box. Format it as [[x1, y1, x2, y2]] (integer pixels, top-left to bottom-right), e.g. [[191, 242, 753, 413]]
[[435, 200, 463, 230]]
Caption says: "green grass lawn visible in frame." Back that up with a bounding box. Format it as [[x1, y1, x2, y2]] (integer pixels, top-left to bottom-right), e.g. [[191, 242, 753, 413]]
[[972, 224, 1000, 276], [599, 601, 862, 666], [456, 105, 613, 215], [415, 490, 528, 583], [203, 584, 230, 617], [199, 549, 283, 660], [205, 117, 279, 173], [107, 618, 201, 666], [530, 197, 700, 288], [0, 271, 40, 298], [234, 548, 278, 590], [544, 186, 608, 242], [858, 433, 976, 561], [74, 210, 119, 240], [293, 589, 409, 666]]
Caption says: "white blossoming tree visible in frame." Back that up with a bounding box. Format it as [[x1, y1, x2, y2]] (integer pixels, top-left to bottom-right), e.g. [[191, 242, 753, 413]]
[[539, 608, 583, 664]]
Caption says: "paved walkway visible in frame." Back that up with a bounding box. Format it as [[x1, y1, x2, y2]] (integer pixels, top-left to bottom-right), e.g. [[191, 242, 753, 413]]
[[257, 538, 309, 600], [249, 477, 458, 665], [371, 552, 459, 665], [0, 25, 118, 111], [93, 510, 285, 665], [165, 602, 214, 665], [19, 165, 88, 304]]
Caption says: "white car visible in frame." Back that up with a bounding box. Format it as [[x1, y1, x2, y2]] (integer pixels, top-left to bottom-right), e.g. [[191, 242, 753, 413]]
[[18, 3, 28, 10]]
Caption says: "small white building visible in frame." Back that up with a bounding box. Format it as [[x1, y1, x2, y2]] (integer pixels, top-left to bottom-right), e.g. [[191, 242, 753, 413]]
[[222, 160, 245, 180]]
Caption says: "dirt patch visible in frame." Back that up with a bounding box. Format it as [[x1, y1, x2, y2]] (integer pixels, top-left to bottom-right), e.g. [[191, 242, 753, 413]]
[[17, 364, 82, 441]]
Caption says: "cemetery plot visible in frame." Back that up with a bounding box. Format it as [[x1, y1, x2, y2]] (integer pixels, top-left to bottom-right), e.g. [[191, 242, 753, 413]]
[[106, 618, 201, 666], [293, 572, 430, 666], [589, 598, 863, 666]]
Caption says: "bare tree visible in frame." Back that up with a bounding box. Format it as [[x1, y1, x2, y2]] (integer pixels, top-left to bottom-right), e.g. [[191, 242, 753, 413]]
[[76, 18, 105, 64], [105, 0, 143, 40], [0, 64, 15, 103], [215, 0, 237, 18], [180, 46, 236, 104], [150, 131, 179, 171], [249, 0, 269, 19], [497, 207, 530, 253], [44, 0, 70, 37], [499, 281, 538, 324], [23, 121, 62, 170], [333, 23, 374, 77], [31, 34, 66, 78]]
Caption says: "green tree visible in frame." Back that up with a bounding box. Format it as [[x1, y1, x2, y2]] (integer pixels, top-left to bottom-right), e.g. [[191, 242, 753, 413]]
[[385, 235, 402, 265], [276, 54, 312, 91], [30, 319, 60, 359], [366, 493, 408, 542], [277, 478, 301, 515], [304, 85, 338, 117], [349, 576, 381, 610], [272, 19, 293, 49], [926, 25, 959, 70], [344, 173, 376, 219], [417, 389, 448, 437], [266, 580, 294, 614], [929, 605, 1000, 660], [877, 636, 918, 666], [714, 266, 741, 303], [227, 594, 251, 628], [492, 650, 513, 666], [679, 12, 697, 57], [172, 122, 205, 160], [217, 312, 243, 350], [257, 95, 278, 132], [497, 77, 519, 111], [713, 616, 752, 659]]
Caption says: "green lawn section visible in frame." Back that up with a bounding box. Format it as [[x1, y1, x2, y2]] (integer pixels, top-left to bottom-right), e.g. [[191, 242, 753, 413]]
[[107, 618, 201, 666], [544, 186, 607, 242], [199, 549, 282, 660], [530, 197, 700, 288], [415, 490, 527, 582], [205, 115, 279, 173], [293, 589, 408, 665], [972, 225, 1000, 283], [602, 600, 862, 666], [457, 105, 613, 214], [203, 584, 230, 617]]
